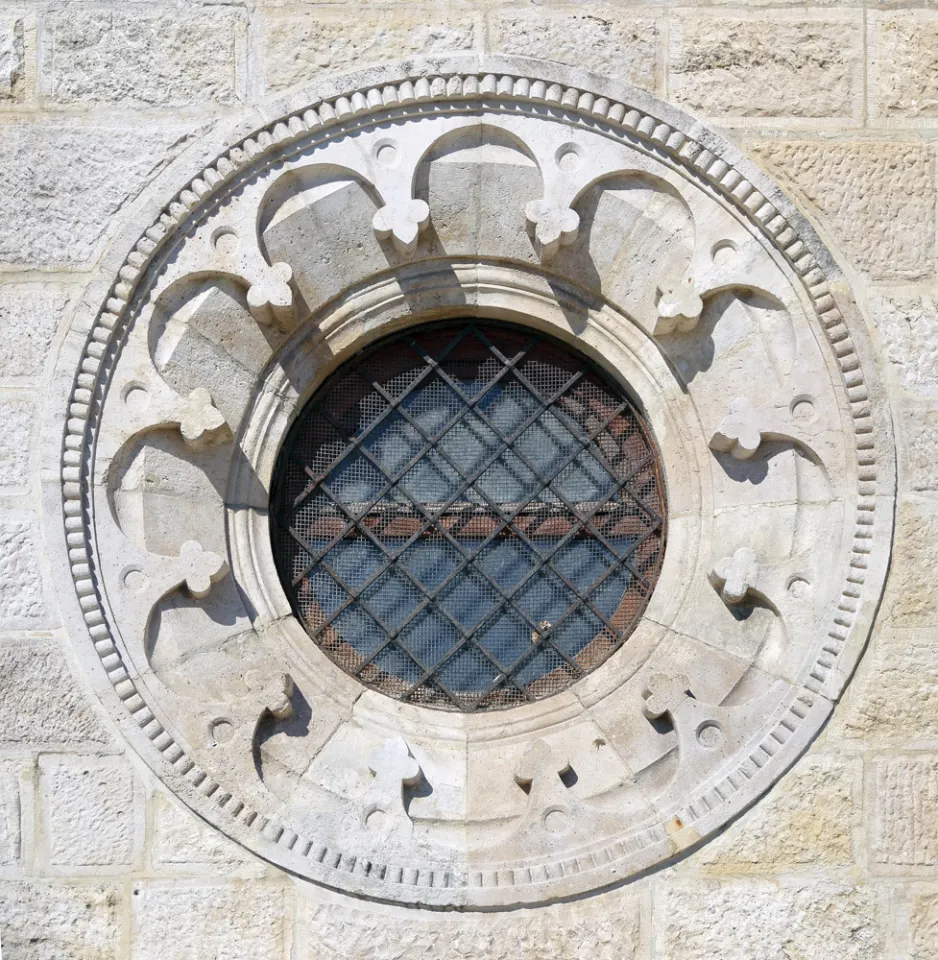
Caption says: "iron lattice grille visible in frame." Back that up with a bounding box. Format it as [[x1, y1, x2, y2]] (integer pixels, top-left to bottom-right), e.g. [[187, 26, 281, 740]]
[[270, 321, 666, 712]]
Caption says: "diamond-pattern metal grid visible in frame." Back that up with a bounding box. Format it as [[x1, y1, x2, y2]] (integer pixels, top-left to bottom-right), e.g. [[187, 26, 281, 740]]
[[270, 321, 666, 711]]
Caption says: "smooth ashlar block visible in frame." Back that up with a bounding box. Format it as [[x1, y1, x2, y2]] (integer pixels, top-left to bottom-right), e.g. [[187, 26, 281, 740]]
[[0, 517, 45, 625], [0, 396, 32, 489], [871, 755, 938, 866], [130, 882, 289, 960], [490, 12, 659, 94], [669, 16, 861, 118], [0, 637, 109, 746], [39, 755, 139, 870], [41, 9, 244, 108], [0, 881, 123, 960], [870, 12, 938, 119], [655, 879, 889, 960], [262, 13, 480, 94], [0, 121, 203, 267], [0, 284, 74, 379]]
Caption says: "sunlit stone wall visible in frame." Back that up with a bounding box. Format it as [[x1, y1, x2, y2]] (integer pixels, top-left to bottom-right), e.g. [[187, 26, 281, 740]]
[[0, 3, 936, 957]]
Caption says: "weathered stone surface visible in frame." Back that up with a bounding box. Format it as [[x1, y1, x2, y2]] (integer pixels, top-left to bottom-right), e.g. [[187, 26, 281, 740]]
[[694, 754, 858, 871], [0, 881, 122, 960], [839, 629, 938, 744], [0, 284, 72, 379], [0, 519, 44, 622], [657, 879, 887, 960], [872, 756, 938, 865], [670, 17, 860, 117], [40, 756, 137, 868], [43, 10, 242, 107], [0, 121, 201, 267], [131, 882, 289, 960], [901, 405, 938, 491], [490, 12, 658, 92], [0, 638, 109, 745], [872, 291, 938, 394], [870, 13, 938, 118], [298, 893, 641, 960], [151, 791, 260, 871], [263, 12, 479, 93], [0, 760, 22, 866], [751, 140, 935, 281], [883, 500, 938, 627], [912, 892, 938, 960], [0, 15, 23, 102], [0, 397, 31, 488]]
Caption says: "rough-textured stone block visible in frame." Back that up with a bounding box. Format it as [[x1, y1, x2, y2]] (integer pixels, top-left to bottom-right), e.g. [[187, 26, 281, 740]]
[[298, 892, 641, 960], [840, 629, 938, 744], [0, 519, 44, 622], [40, 756, 137, 868], [872, 756, 938, 865], [872, 291, 938, 395], [0, 881, 122, 960], [0, 760, 22, 866], [43, 10, 242, 107], [901, 405, 938, 492], [657, 879, 887, 960], [751, 141, 935, 281], [131, 882, 288, 960], [871, 13, 938, 119], [0, 397, 32, 488], [883, 500, 938, 627], [695, 754, 858, 871], [0, 121, 201, 267], [0, 284, 72, 379], [263, 12, 479, 93], [151, 792, 260, 871], [490, 12, 658, 93], [912, 892, 938, 960], [670, 17, 860, 117], [0, 638, 109, 745], [0, 15, 23, 102]]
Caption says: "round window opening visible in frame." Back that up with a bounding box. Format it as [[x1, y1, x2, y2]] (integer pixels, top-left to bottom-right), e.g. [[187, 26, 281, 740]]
[[270, 321, 667, 711]]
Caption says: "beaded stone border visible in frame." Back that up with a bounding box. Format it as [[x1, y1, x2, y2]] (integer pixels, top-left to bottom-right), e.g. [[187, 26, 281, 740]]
[[52, 55, 892, 905]]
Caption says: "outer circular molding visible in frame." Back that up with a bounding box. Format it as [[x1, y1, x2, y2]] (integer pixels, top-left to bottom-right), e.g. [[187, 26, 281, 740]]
[[44, 54, 895, 907]]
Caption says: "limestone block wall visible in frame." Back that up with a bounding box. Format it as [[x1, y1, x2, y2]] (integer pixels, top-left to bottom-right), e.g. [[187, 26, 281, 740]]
[[0, 2, 935, 958]]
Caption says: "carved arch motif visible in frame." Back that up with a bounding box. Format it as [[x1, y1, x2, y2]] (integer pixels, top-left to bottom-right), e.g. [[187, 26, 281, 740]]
[[47, 55, 893, 907]]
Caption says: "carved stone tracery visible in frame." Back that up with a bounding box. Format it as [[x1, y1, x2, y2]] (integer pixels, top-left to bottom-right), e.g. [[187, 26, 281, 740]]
[[46, 55, 893, 908]]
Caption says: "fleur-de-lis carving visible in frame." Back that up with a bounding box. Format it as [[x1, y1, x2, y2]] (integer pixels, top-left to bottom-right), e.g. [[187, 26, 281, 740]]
[[641, 671, 692, 720], [654, 277, 704, 336], [178, 540, 229, 599], [373, 199, 431, 255], [709, 397, 763, 460], [178, 387, 229, 450], [710, 547, 760, 606], [525, 200, 580, 261]]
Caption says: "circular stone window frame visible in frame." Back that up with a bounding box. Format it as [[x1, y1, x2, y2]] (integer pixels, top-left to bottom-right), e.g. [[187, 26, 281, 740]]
[[41, 54, 895, 908], [231, 261, 702, 741]]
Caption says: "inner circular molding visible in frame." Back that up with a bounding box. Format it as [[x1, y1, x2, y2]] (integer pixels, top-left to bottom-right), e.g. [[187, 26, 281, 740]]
[[43, 54, 895, 908], [269, 319, 665, 712]]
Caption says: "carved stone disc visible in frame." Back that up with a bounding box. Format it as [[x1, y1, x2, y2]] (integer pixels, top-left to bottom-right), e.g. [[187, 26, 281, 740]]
[[44, 55, 894, 907]]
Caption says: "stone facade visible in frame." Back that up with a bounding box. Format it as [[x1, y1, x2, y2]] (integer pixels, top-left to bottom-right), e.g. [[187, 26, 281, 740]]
[[0, 3, 935, 959]]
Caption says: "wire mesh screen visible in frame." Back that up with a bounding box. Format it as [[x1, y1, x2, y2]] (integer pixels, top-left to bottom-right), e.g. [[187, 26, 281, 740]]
[[270, 321, 667, 712]]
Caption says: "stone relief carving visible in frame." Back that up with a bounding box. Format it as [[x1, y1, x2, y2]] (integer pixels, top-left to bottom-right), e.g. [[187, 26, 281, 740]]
[[45, 55, 893, 908]]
